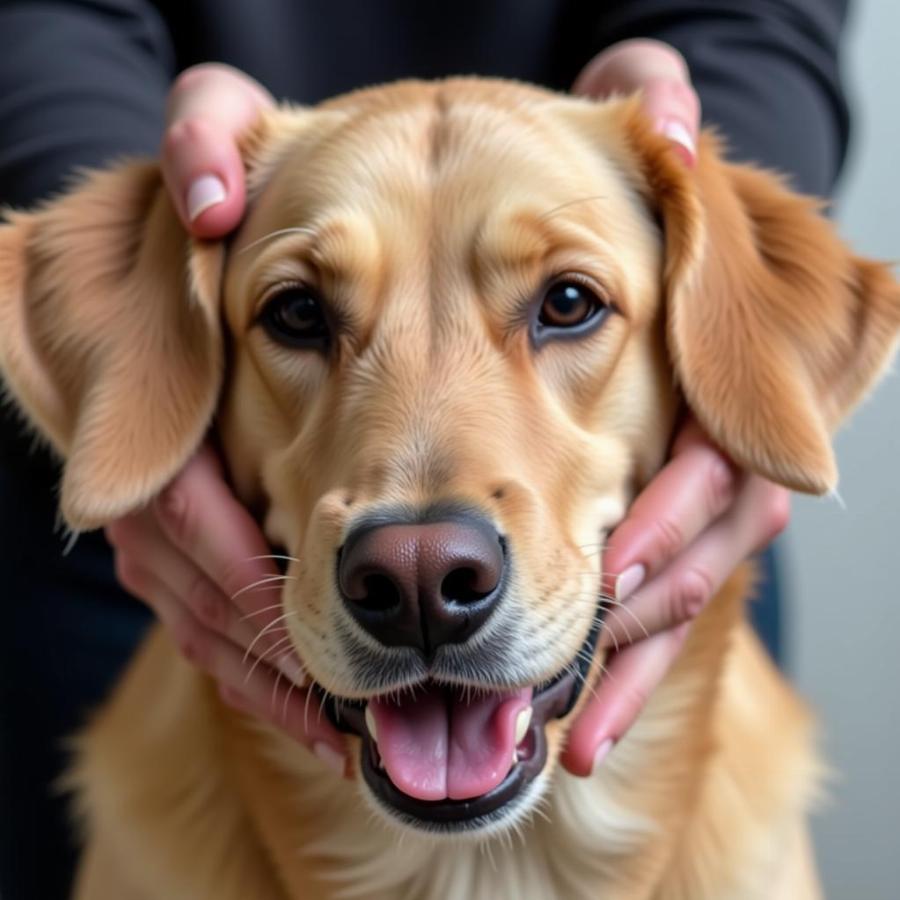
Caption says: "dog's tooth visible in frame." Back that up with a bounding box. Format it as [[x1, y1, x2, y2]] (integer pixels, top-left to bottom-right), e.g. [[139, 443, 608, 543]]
[[364, 705, 378, 743], [514, 707, 533, 746]]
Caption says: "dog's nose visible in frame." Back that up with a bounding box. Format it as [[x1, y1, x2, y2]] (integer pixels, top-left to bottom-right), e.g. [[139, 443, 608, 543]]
[[338, 517, 505, 655]]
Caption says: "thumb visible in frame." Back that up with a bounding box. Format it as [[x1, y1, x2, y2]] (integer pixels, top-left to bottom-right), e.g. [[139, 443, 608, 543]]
[[161, 63, 274, 237], [573, 38, 700, 166]]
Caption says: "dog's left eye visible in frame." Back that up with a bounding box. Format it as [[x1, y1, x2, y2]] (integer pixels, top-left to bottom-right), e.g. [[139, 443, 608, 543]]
[[259, 287, 330, 349], [538, 281, 608, 330]]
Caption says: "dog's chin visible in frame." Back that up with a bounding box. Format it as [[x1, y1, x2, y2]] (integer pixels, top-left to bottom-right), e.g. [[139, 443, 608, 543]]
[[317, 611, 604, 836]]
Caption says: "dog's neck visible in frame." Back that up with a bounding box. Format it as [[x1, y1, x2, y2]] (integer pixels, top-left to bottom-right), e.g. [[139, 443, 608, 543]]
[[225, 573, 751, 900]]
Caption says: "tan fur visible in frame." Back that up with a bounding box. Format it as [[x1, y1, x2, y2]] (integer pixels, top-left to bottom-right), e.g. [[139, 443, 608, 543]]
[[1, 79, 898, 900]]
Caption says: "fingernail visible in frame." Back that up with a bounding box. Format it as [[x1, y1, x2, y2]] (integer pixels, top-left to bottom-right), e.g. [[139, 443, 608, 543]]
[[186, 174, 226, 221], [658, 119, 696, 163], [591, 738, 614, 774], [277, 653, 309, 688], [313, 741, 345, 777], [615, 564, 645, 602]]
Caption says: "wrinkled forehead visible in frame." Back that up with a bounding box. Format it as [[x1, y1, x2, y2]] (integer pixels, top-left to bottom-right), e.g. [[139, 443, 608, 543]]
[[226, 91, 660, 320]]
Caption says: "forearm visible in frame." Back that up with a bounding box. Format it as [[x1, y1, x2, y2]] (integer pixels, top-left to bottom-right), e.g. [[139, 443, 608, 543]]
[[592, 0, 850, 195], [0, 0, 174, 206]]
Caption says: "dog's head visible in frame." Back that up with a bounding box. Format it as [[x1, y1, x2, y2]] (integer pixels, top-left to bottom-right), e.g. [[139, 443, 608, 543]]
[[2, 79, 898, 836]]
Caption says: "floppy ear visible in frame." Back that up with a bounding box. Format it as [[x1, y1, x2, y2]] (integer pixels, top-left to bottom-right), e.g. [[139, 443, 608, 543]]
[[621, 108, 900, 494], [0, 164, 224, 530]]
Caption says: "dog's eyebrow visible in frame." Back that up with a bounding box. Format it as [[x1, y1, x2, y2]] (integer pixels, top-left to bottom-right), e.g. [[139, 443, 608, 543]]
[[537, 195, 607, 223], [237, 226, 319, 255]]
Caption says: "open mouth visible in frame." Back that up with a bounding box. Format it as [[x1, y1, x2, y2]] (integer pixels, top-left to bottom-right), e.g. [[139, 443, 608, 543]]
[[320, 606, 605, 830]]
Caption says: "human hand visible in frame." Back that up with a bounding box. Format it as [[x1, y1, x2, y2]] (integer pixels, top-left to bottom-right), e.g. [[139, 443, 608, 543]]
[[561, 42, 791, 776], [106, 447, 347, 773], [105, 64, 347, 774]]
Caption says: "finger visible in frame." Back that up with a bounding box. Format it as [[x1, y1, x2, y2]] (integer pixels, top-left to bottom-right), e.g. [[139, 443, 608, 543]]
[[603, 422, 737, 601], [573, 38, 700, 164], [601, 477, 790, 647], [106, 511, 264, 655], [560, 623, 691, 777], [161, 63, 274, 236], [114, 558, 345, 765], [152, 446, 289, 642], [219, 678, 347, 776]]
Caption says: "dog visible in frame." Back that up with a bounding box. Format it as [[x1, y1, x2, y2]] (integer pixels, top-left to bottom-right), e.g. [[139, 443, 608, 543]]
[[1, 78, 899, 900]]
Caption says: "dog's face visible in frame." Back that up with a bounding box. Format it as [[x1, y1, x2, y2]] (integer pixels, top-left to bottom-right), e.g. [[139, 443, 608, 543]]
[[1, 80, 898, 837], [218, 82, 676, 832]]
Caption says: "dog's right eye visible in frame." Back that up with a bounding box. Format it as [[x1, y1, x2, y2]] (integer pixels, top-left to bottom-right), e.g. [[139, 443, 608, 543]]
[[259, 287, 331, 350]]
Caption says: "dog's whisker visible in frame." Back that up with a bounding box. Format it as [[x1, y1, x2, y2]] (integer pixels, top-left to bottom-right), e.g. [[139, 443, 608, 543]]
[[245, 552, 302, 564], [537, 193, 607, 222], [237, 225, 319, 255], [272, 666, 284, 713], [599, 595, 649, 640], [240, 602, 288, 621], [281, 679, 297, 725], [242, 610, 299, 663], [252, 627, 293, 660], [244, 633, 294, 685], [231, 573, 296, 602], [234, 582, 294, 601], [303, 681, 315, 737]]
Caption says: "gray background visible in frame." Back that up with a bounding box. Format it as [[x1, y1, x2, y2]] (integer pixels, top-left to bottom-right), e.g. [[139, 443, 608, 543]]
[[790, 1, 900, 896]]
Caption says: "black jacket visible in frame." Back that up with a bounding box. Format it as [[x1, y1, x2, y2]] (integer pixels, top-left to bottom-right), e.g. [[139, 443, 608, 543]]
[[0, 0, 849, 210]]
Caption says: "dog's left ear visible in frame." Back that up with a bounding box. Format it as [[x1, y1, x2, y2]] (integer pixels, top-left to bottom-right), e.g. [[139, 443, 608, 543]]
[[0, 164, 224, 529], [614, 102, 900, 494]]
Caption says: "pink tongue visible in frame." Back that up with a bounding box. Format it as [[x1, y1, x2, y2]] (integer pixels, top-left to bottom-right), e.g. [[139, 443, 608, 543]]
[[368, 685, 533, 801]]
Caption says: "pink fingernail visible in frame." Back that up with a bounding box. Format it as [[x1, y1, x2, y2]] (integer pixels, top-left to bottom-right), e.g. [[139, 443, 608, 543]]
[[615, 564, 645, 602], [658, 119, 697, 164], [186, 174, 226, 221], [591, 738, 614, 774], [313, 741, 346, 777]]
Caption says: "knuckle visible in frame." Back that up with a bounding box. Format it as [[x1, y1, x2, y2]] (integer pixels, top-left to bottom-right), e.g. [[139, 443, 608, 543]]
[[669, 79, 700, 118], [170, 63, 229, 97], [162, 116, 215, 156], [104, 516, 141, 552], [672, 567, 715, 622], [113, 555, 147, 596], [618, 681, 652, 721], [763, 490, 791, 542], [173, 617, 210, 669], [649, 515, 684, 562], [619, 38, 689, 75], [705, 455, 737, 515], [155, 481, 195, 546], [186, 575, 226, 633], [103, 520, 125, 549]]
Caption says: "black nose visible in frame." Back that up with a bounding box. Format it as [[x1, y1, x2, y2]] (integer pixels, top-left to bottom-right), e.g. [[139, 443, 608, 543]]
[[337, 515, 505, 656]]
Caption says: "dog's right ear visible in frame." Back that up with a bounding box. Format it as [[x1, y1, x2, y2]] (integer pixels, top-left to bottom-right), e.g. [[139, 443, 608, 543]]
[[605, 100, 900, 495], [0, 164, 224, 530]]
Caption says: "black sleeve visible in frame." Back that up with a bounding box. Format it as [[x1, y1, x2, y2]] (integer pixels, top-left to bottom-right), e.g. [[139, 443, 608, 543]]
[[0, 0, 175, 207], [585, 0, 851, 196]]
